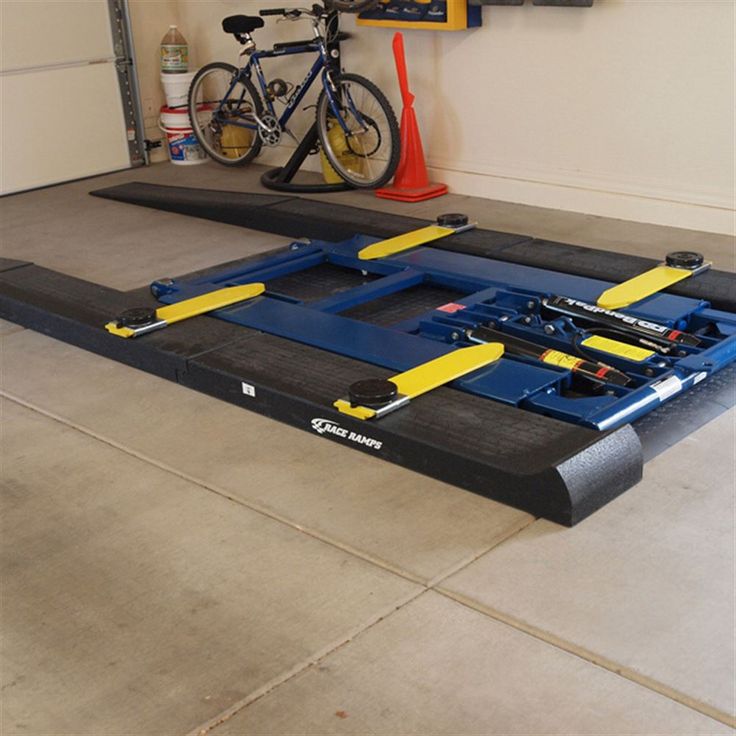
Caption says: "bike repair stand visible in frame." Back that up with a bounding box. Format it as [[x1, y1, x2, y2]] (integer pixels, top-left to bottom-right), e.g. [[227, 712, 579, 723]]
[[260, 9, 352, 194]]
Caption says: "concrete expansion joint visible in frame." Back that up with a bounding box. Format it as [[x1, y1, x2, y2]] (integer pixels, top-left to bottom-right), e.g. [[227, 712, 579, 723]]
[[434, 589, 736, 730], [185, 588, 429, 736], [186, 520, 541, 735]]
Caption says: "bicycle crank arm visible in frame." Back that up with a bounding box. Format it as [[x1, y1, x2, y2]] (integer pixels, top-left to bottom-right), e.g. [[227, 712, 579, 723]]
[[334, 342, 504, 420], [251, 112, 275, 131], [357, 213, 476, 261], [105, 283, 265, 338]]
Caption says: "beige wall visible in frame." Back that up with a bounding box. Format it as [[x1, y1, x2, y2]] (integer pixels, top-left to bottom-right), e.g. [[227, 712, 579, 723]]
[[133, 0, 735, 234]]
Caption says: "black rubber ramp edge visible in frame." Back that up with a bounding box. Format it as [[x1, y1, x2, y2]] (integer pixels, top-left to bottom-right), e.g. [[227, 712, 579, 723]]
[[0, 258, 643, 526], [91, 183, 736, 312]]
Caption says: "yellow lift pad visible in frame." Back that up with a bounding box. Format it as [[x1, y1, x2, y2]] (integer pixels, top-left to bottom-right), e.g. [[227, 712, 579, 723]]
[[357, 225, 456, 261], [597, 266, 691, 310], [105, 283, 265, 338], [334, 342, 505, 420]]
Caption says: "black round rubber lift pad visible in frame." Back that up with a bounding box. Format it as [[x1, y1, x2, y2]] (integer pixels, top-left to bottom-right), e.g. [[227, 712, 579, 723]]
[[666, 251, 704, 269], [348, 378, 398, 408], [116, 306, 157, 327], [437, 213, 468, 228]]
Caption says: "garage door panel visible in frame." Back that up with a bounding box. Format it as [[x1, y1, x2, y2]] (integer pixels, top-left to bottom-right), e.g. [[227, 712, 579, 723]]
[[1, 63, 130, 194], [0, 1, 115, 72]]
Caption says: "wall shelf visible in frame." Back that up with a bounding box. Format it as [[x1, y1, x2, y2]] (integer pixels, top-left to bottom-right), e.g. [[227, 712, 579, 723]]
[[356, 1, 482, 31]]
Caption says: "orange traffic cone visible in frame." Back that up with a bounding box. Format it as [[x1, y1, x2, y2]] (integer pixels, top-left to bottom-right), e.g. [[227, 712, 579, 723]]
[[376, 33, 448, 202]]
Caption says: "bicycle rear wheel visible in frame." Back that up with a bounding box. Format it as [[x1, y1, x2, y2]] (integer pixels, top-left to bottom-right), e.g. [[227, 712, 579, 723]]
[[316, 73, 399, 189], [188, 62, 263, 166]]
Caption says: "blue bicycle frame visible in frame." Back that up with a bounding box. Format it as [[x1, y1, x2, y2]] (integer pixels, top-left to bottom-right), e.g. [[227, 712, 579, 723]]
[[213, 37, 364, 136]]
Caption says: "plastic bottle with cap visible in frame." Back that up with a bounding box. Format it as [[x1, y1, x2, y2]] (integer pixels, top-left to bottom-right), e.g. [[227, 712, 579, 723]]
[[160, 25, 188, 73]]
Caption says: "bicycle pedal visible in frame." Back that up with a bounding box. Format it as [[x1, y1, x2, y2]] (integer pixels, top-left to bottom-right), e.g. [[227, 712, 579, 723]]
[[258, 114, 282, 147]]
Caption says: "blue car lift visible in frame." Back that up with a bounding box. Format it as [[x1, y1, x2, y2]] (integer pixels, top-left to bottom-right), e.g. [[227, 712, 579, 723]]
[[3, 189, 735, 525]]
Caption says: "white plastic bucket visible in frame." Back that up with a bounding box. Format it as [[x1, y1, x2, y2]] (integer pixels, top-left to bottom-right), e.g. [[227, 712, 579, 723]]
[[159, 106, 207, 166], [160, 71, 195, 107]]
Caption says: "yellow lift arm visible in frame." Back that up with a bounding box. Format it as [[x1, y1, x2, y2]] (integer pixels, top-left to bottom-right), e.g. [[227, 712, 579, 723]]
[[596, 251, 710, 310], [334, 342, 505, 420], [105, 283, 265, 338], [358, 214, 476, 261]]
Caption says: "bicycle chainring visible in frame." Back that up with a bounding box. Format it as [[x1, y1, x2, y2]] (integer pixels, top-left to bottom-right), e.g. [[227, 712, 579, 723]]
[[258, 114, 282, 147]]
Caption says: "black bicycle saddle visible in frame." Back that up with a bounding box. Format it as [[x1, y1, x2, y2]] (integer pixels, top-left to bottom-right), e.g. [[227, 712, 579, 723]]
[[222, 15, 265, 34]]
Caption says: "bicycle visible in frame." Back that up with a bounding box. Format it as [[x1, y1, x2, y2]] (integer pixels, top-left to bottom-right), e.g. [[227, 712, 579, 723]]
[[188, 3, 400, 189]]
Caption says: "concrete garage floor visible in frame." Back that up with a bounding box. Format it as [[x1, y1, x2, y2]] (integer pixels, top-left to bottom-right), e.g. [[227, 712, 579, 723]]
[[1, 161, 734, 735]]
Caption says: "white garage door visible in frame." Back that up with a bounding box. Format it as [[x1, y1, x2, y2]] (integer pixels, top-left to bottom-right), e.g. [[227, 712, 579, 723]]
[[0, 0, 138, 195]]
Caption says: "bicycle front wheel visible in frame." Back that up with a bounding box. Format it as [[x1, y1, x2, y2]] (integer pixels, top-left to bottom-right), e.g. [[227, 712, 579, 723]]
[[188, 62, 263, 167], [316, 73, 400, 189]]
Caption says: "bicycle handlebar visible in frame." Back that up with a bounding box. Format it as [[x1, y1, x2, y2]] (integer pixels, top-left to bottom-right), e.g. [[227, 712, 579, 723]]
[[260, 5, 327, 19]]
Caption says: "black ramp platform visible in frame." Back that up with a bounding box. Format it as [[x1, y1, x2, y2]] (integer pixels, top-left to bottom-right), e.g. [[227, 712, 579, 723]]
[[0, 255, 643, 526], [91, 182, 736, 312]]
